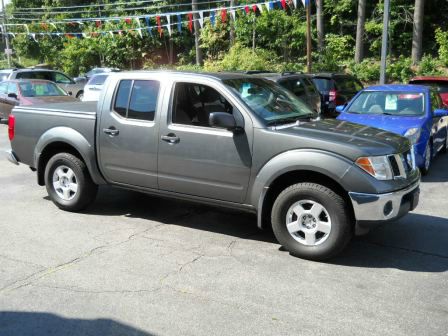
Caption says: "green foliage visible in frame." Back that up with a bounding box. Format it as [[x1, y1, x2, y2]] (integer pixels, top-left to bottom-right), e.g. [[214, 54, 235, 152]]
[[346, 59, 381, 83], [386, 57, 414, 83], [203, 43, 279, 72], [416, 55, 443, 76], [435, 28, 448, 66]]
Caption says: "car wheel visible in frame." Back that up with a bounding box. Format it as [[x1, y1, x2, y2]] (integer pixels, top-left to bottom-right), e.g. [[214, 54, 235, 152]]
[[420, 141, 432, 175], [271, 183, 353, 261], [442, 128, 448, 154], [44, 153, 98, 212], [76, 91, 84, 100]]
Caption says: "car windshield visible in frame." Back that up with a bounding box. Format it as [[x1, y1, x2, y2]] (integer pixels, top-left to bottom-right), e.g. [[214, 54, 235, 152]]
[[87, 74, 108, 85], [347, 91, 425, 116], [224, 78, 315, 125], [411, 81, 448, 93], [334, 77, 363, 92], [19, 82, 67, 97]]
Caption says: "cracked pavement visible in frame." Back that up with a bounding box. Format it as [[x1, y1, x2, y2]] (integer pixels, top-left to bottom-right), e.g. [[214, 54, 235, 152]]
[[0, 124, 447, 336]]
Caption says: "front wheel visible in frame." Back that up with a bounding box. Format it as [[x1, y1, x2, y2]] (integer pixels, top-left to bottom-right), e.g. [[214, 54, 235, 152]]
[[271, 183, 353, 261], [420, 141, 432, 175], [44, 153, 98, 211]]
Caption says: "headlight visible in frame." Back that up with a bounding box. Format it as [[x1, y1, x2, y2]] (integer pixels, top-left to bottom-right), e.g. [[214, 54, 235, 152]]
[[356, 156, 393, 180], [404, 128, 421, 145]]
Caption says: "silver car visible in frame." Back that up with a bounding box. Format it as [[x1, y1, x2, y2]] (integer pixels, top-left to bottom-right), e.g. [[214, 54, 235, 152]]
[[81, 73, 109, 102], [3, 69, 85, 99]]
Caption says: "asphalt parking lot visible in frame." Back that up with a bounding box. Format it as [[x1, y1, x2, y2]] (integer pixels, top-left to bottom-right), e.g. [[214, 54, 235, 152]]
[[0, 124, 447, 336]]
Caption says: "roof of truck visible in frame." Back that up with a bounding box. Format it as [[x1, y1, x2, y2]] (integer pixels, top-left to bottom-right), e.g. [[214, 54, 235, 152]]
[[117, 70, 255, 81]]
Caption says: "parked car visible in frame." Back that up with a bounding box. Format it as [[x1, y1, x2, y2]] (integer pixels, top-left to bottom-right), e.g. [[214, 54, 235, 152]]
[[1, 69, 85, 99], [0, 69, 16, 82], [336, 84, 448, 174], [4, 71, 420, 261], [74, 67, 120, 84], [409, 76, 448, 106], [310, 73, 364, 118], [82, 73, 109, 102], [0, 79, 77, 122], [249, 71, 321, 116]]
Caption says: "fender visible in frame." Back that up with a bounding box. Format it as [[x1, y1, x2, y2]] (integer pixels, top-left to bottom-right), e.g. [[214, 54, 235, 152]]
[[249, 149, 358, 229], [34, 127, 106, 185]]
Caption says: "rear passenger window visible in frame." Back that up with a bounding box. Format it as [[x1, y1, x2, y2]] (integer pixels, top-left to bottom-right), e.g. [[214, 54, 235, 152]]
[[0, 82, 8, 94], [7, 82, 18, 95], [128, 80, 159, 121], [113, 79, 159, 121]]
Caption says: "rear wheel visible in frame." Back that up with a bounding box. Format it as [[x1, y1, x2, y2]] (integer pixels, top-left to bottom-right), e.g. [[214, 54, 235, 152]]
[[442, 128, 448, 153], [44, 153, 98, 211], [271, 183, 352, 261]]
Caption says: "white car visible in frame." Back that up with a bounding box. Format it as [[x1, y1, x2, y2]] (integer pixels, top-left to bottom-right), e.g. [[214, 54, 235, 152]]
[[81, 74, 109, 102]]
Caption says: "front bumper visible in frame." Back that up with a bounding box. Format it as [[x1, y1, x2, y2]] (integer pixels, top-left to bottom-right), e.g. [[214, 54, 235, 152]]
[[349, 180, 420, 234]]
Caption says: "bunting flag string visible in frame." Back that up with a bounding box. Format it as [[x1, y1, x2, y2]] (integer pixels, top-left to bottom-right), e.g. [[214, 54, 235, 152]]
[[1, 0, 297, 41]]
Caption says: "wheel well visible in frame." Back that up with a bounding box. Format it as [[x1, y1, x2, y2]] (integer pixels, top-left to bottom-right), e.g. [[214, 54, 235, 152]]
[[260, 170, 354, 229], [76, 90, 84, 98], [37, 142, 84, 186]]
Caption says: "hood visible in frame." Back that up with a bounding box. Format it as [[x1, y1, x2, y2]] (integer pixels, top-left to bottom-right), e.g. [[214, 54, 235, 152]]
[[22, 95, 78, 105], [337, 112, 425, 136], [270, 119, 411, 160]]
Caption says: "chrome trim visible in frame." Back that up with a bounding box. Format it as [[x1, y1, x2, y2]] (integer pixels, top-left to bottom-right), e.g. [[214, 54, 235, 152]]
[[6, 150, 19, 165], [349, 180, 420, 221]]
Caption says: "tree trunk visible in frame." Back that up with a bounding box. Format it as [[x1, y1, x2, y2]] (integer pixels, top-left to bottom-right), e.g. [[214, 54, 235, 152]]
[[192, 0, 203, 66], [355, 0, 366, 63], [316, 0, 324, 54], [230, 0, 235, 46], [411, 0, 425, 65]]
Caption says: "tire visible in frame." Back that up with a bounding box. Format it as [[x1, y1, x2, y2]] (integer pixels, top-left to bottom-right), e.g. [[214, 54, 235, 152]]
[[420, 141, 432, 176], [76, 91, 84, 100], [44, 153, 98, 212], [271, 183, 353, 261], [442, 128, 448, 154]]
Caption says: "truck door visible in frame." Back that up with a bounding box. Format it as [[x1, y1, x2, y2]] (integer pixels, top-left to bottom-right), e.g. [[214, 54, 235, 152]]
[[98, 79, 161, 189], [157, 81, 253, 203]]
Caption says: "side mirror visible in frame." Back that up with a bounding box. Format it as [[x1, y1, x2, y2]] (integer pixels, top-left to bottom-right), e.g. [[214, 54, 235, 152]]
[[209, 112, 239, 131], [7, 93, 17, 99], [0, 118, 8, 125], [68, 91, 73, 96], [335, 104, 346, 113], [433, 108, 448, 117]]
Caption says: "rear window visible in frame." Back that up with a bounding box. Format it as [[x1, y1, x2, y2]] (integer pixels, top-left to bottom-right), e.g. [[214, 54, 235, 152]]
[[303, 77, 318, 94], [16, 71, 53, 81], [88, 75, 108, 86], [410, 80, 448, 93], [312, 78, 333, 92], [334, 76, 363, 92]]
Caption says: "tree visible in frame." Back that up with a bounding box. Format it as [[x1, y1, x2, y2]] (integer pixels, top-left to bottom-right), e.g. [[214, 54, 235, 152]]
[[192, 0, 203, 66], [316, 0, 324, 53], [411, 0, 425, 65], [354, 0, 366, 63]]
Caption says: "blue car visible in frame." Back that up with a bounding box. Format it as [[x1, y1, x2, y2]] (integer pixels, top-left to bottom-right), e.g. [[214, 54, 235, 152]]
[[336, 84, 448, 174]]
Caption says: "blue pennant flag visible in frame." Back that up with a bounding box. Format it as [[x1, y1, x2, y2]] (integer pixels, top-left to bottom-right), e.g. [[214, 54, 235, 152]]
[[177, 14, 182, 32], [269, 2, 275, 10], [210, 11, 215, 26]]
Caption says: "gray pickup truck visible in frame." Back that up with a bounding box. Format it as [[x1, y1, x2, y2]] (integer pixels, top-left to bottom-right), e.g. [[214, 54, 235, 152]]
[[4, 71, 420, 260]]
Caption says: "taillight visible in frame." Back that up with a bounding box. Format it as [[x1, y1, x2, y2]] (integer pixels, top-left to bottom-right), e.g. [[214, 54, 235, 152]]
[[329, 89, 337, 102], [8, 115, 15, 141]]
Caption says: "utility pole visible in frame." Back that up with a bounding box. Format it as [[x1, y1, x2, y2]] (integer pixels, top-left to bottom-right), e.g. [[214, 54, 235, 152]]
[[1, 0, 11, 68], [230, 0, 235, 46], [316, 0, 324, 54], [192, 0, 203, 66], [306, 1, 312, 73], [379, 0, 390, 84], [355, 0, 366, 63]]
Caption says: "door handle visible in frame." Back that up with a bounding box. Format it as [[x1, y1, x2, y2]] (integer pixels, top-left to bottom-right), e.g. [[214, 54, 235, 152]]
[[161, 133, 180, 144], [103, 127, 119, 137]]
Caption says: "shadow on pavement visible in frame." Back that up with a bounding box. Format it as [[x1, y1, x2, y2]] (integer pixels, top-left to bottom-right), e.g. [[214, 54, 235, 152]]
[[331, 212, 448, 272], [0, 311, 154, 336]]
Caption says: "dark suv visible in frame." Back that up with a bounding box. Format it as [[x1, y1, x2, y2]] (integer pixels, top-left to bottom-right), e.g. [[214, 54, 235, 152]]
[[310, 73, 363, 117], [248, 71, 321, 116]]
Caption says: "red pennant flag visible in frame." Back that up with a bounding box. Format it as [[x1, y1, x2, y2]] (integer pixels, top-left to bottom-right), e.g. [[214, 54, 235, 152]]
[[156, 16, 163, 37], [65, 33, 74, 39], [188, 13, 193, 32], [91, 32, 99, 37], [221, 9, 227, 23], [244, 6, 250, 14], [124, 18, 132, 24], [281, 0, 287, 9], [95, 20, 102, 28], [252, 4, 258, 12]]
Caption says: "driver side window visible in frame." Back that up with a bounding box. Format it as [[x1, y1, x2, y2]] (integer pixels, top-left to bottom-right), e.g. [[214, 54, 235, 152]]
[[172, 83, 233, 127]]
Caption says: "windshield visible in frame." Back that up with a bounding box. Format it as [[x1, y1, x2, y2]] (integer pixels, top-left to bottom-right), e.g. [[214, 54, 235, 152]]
[[87, 74, 108, 85], [19, 82, 67, 97], [223, 78, 315, 125], [347, 91, 425, 116]]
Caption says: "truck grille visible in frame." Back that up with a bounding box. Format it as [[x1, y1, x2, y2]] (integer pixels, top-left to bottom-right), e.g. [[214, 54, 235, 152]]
[[388, 150, 415, 179]]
